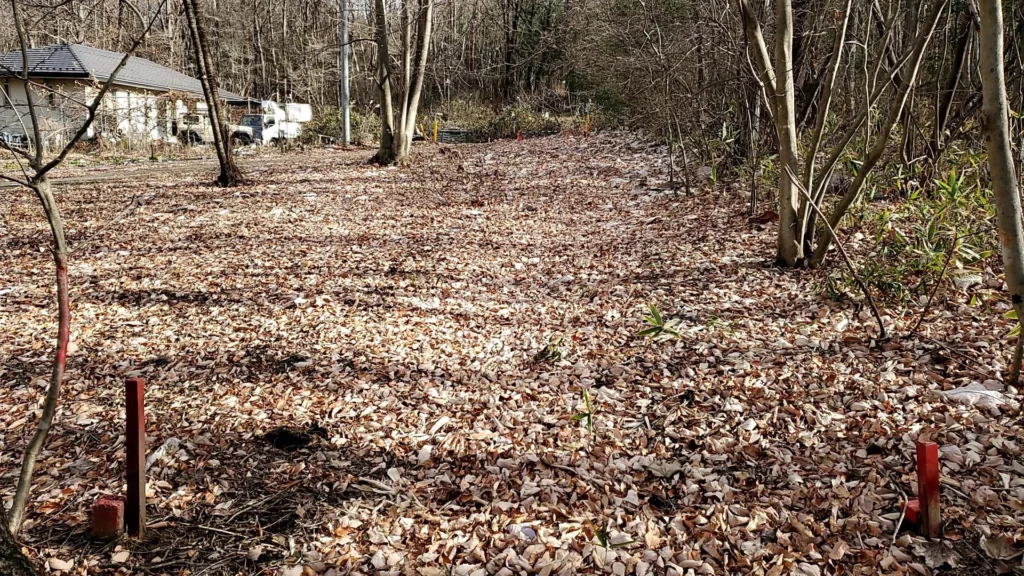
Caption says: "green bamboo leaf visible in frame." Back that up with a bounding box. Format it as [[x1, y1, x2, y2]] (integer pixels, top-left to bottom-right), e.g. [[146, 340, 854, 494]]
[[649, 304, 662, 325]]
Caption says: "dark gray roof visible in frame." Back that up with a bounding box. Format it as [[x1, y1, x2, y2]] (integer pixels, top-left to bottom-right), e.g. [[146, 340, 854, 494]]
[[0, 44, 252, 104]]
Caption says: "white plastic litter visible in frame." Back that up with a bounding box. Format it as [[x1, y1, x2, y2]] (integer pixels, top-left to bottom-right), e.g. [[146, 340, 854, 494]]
[[942, 383, 1007, 409]]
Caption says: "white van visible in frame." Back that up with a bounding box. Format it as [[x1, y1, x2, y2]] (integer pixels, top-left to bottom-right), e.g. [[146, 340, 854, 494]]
[[240, 101, 311, 146]]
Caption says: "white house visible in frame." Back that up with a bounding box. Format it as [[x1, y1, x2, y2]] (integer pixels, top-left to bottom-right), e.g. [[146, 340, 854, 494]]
[[0, 43, 253, 149]]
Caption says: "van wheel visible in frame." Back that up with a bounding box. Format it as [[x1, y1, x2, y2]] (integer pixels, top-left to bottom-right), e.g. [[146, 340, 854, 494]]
[[270, 138, 281, 147]]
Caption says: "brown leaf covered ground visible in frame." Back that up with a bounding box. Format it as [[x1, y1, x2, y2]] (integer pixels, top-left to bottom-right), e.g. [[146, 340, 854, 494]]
[[1, 136, 1023, 575]]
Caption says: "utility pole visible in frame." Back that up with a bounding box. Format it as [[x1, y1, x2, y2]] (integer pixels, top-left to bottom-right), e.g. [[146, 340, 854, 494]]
[[339, 0, 351, 145]]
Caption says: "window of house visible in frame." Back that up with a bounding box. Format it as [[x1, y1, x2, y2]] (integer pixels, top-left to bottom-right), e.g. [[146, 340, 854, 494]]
[[1, 80, 9, 107], [42, 81, 57, 107]]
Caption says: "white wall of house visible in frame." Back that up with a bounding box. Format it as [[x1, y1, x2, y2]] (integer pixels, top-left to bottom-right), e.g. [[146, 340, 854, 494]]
[[100, 87, 165, 141], [0, 78, 83, 148]]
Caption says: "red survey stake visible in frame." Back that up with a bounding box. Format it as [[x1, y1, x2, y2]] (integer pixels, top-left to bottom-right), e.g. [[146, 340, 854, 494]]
[[916, 440, 941, 539], [126, 377, 147, 536]]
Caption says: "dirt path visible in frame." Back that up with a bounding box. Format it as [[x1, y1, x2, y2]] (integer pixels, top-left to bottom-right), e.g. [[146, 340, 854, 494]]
[[0, 147, 368, 188]]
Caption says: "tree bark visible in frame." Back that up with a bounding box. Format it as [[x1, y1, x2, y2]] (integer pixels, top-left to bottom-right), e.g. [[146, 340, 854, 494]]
[[183, 0, 244, 186], [0, 517, 35, 576], [978, 0, 1024, 383], [8, 177, 68, 536], [774, 0, 802, 267]]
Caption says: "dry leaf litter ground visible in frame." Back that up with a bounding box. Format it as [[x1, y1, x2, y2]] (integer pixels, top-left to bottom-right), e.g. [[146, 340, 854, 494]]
[[1, 135, 1022, 576]]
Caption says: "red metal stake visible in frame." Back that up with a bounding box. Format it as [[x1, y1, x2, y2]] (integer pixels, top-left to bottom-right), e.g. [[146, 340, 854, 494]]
[[126, 377, 147, 536], [916, 440, 940, 539], [517, 129, 523, 142]]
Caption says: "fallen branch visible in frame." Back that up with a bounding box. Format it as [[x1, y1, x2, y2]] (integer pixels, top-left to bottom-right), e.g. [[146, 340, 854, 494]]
[[71, 192, 157, 255]]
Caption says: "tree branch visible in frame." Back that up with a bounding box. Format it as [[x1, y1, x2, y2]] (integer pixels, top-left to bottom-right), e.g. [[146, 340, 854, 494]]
[[786, 164, 887, 340]]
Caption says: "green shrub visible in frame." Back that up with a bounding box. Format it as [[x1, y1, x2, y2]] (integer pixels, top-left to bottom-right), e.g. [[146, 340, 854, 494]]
[[350, 108, 381, 146], [299, 106, 380, 146], [821, 159, 997, 306], [428, 99, 498, 131], [423, 99, 585, 141], [488, 105, 565, 138]]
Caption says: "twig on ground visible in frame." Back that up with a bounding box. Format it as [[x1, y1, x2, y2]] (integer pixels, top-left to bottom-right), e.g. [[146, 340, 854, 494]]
[[71, 192, 156, 254], [921, 336, 999, 380], [885, 471, 910, 544], [785, 165, 888, 339]]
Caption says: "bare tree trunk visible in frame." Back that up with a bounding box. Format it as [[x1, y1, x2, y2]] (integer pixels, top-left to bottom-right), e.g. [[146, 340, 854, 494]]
[[182, 0, 226, 171], [774, 0, 802, 267], [338, 0, 350, 145], [0, 518, 35, 576], [674, 114, 693, 196], [396, 0, 433, 161], [935, 9, 971, 149], [194, 0, 241, 178], [372, 0, 396, 164], [372, 0, 432, 164], [810, 0, 948, 267], [11, 0, 44, 169], [978, 0, 1024, 383], [183, 0, 244, 186], [8, 0, 67, 541], [8, 178, 67, 535], [799, 0, 852, 255], [2, 0, 164, 541], [502, 0, 521, 103], [398, 0, 412, 155], [738, 0, 778, 119]]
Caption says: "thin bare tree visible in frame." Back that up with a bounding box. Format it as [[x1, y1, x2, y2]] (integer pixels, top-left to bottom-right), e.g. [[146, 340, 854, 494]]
[[740, 0, 948, 268], [977, 0, 1024, 382], [371, 0, 433, 164], [0, 0, 166, 547], [182, 0, 244, 186]]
